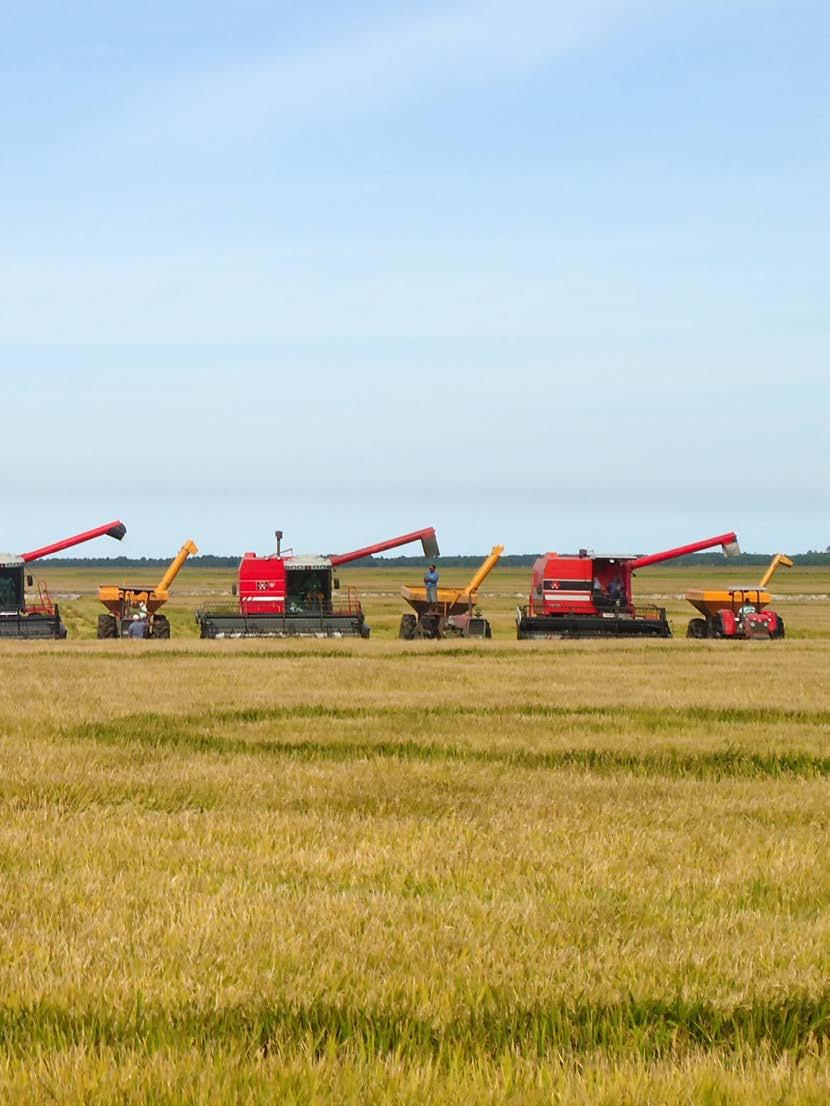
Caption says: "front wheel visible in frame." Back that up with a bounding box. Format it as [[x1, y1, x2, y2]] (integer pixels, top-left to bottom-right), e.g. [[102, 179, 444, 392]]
[[97, 613, 118, 639], [399, 614, 417, 640], [152, 614, 171, 639], [686, 618, 708, 639]]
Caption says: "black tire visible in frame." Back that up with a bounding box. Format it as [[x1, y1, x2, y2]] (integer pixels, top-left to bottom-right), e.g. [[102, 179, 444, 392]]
[[399, 614, 417, 640], [152, 614, 171, 639], [686, 618, 708, 639], [771, 616, 785, 640], [97, 613, 117, 639]]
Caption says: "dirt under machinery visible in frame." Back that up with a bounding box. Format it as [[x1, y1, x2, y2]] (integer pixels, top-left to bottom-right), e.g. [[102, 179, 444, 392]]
[[516, 531, 740, 639], [196, 527, 440, 638], [398, 545, 504, 639], [97, 539, 199, 639], [685, 553, 792, 640], [0, 520, 127, 638]]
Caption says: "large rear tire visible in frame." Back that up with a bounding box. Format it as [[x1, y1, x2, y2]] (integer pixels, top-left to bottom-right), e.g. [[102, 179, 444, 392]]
[[771, 616, 785, 640], [686, 618, 708, 639], [97, 614, 117, 639], [399, 614, 417, 640], [152, 614, 171, 639]]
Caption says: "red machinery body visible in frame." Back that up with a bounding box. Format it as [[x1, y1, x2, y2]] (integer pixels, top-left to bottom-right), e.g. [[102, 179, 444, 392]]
[[197, 527, 439, 638], [517, 532, 739, 639], [716, 607, 783, 640], [0, 520, 127, 638], [238, 554, 288, 616]]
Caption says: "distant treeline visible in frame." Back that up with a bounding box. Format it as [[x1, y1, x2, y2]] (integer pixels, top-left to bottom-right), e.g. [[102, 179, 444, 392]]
[[34, 551, 830, 567]]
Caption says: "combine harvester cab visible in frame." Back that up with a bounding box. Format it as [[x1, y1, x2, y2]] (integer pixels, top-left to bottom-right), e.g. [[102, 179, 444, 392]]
[[196, 527, 439, 639], [0, 520, 127, 639], [685, 553, 792, 640], [516, 532, 740, 640], [398, 545, 504, 639], [97, 539, 199, 639]]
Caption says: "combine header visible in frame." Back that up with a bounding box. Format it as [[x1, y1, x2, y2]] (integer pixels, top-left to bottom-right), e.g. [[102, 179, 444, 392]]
[[196, 527, 439, 638], [516, 532, 740, 639], [97, 539, 198, 638], [0, 520, 127, 638], [685, 553, 792, 640], [398, 545, 504, 639]]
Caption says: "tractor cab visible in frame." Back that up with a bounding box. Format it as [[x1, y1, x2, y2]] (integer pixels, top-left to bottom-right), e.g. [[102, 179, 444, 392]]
[[531, 551, 633, 616], [0, 557, 25, 612], [285, 557, 335, 613]]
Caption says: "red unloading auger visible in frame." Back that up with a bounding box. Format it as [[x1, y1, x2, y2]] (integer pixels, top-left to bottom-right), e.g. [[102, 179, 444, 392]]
[[330, 527, 440, 566], [623, 531, 739, 592], [21, 521, 127, 562], [628, 532, 740, 570]]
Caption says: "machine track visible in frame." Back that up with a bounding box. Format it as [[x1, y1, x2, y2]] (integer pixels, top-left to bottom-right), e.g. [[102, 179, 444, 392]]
[[0, 611, 67, 639], [516, 612, 671, 640], [197, 611, 370, 639]]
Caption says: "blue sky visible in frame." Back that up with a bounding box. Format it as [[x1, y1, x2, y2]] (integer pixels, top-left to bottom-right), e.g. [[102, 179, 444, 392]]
[[2, 1, 827, 557]]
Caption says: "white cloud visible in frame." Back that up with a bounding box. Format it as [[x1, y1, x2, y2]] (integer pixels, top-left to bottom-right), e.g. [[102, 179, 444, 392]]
[[145, 0, 658, 145]]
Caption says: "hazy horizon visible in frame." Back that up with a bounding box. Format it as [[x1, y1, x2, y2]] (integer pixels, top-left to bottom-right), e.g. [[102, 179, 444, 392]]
[[3, 2, 827, 557]]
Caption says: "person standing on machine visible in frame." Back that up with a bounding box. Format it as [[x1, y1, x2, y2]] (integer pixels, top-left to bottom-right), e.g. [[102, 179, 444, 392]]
[[424, 564, 439, 605]]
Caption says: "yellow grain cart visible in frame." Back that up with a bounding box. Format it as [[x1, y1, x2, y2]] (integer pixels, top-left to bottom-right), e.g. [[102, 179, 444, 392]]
[[399, 545, 504, 639], [97, 539, 198, 639], [685, 553, 793, 639]]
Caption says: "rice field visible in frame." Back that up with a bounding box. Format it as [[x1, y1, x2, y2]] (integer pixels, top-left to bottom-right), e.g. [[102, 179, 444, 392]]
[[0, 565, 827, 1102]]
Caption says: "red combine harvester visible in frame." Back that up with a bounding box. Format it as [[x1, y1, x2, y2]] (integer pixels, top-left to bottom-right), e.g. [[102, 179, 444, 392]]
[[516, 531, 740, 639], [196, 527, 439, 638], [0, 520, 127, 638]]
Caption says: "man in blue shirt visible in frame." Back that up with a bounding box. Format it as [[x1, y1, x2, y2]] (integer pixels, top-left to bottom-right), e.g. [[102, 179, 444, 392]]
[[424, 565, 439, 605], [127, 614, 146, 639]]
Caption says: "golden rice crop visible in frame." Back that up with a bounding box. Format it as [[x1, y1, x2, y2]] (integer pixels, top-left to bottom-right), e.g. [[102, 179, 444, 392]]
[[0, 565, 827, 1102]]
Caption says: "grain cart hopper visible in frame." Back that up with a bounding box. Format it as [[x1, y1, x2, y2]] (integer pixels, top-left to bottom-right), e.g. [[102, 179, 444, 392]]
[[685, 553, 792, 640], [196, 527, 440, 638], [0, 520, 127, 638], [516, 531, 740, 639], [97, 539, 199, 639], [398, 545, 504, 639]]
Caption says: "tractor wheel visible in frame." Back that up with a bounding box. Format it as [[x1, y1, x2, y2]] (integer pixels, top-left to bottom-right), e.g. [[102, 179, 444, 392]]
[[771, 616, 786, 640], [152, 614, 171, 639], [97, 614, 118, 639], [686, 618, 708, 639], [399, 614, 417, 640]]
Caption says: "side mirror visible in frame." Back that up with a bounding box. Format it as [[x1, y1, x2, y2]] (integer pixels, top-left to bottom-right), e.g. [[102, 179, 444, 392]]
[[27, 575, 33, 587], [333, 577, 340, 590], [231, 583, 238, 596]]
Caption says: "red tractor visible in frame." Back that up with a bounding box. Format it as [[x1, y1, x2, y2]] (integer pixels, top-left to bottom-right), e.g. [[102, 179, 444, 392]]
[[516, 531, 740, 639], [0, 520, 127, 638], [196, 526, 439, 638]]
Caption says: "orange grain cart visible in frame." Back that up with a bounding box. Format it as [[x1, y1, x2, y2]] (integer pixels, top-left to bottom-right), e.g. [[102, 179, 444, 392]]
[[97, 539, 198, 639], [685, 553, 792, 639], [399, 545, 504, 639]]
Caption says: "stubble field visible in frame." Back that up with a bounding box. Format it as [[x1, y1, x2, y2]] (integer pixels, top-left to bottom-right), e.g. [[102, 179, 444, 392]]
[[0, 564, 827, 1103]]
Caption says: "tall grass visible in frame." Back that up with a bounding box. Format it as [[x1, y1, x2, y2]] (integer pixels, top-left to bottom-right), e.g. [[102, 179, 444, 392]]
[[0, 573, 828, 1102]]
